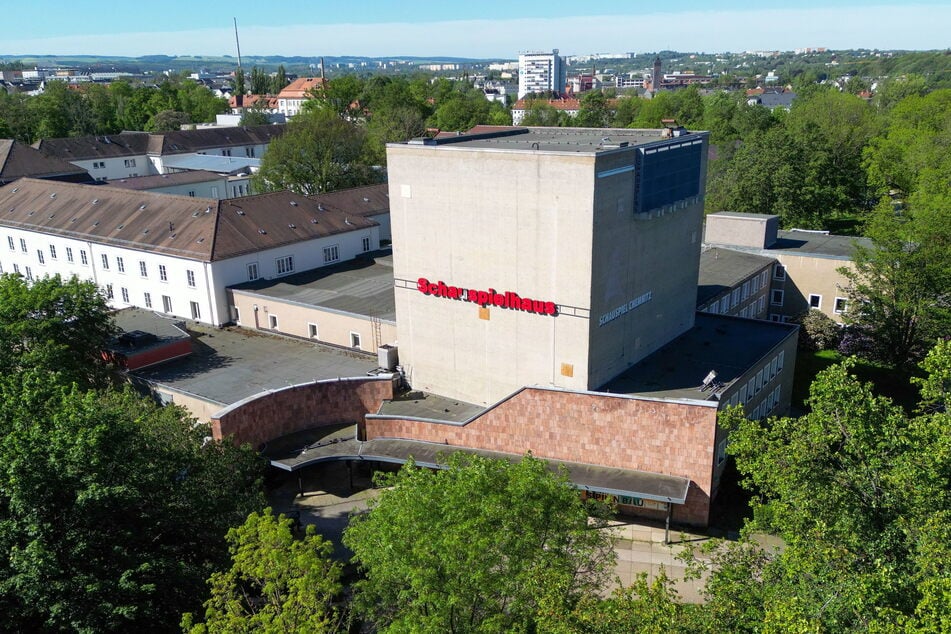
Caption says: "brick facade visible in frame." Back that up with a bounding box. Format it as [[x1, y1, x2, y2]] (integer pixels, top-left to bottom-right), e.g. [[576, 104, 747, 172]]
[[366, 388, 719, 526], [211, 376, 395, 449]]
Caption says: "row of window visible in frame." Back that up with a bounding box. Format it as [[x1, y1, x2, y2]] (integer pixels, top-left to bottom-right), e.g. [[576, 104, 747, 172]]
[[103, 284, 202, 320], [724, 350, 785, 410], [239, 306, 363, 350], [769, 290, 847, 314]]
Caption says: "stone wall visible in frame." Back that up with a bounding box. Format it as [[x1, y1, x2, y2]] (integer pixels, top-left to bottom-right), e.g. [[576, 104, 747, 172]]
[[211, 376, 395, 449], [366, 387, 718, 526]]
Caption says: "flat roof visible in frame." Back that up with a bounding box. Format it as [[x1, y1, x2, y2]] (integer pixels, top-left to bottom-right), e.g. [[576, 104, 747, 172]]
[[230, 251, 396, 321], [265, 424, 690, 504], [697, 247, 776, 306], [376, 391, 486, 423], [161, 154, 260, 174], [601, 313, 797, 402], [770, 230, 872, 259], [106, 170, 224, 190], [402, 126, 703, 154], [126, 317, 378, 407]]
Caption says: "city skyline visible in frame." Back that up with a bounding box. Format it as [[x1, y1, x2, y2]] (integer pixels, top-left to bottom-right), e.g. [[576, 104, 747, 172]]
[[3, 1, 950, 59]]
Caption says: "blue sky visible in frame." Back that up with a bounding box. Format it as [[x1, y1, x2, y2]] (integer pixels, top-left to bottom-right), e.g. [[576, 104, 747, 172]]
[[3, 1, 949, 58]]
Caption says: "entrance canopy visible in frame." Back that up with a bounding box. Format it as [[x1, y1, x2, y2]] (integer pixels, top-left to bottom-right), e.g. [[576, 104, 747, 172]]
[[264, 425, 690, 506]]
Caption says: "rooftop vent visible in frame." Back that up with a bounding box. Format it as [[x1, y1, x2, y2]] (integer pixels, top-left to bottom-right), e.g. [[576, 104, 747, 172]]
[[11, 187, 17, 193], [290, 201, 298, 206], [50, 193, 56, 199], [139, 204, 147, 210], [142, 228, 149, 234], [92, 198, 99, 205], [288, 223, 296, 229], [205, 206, 212, 214], [27, 211, 34, 216], [196, 237, 205, 243], [318, 203, 326, 211], [48, 214, 55, 219], [117, 224, 124, 229], [363, 197, 370, 202], [258, 228, 266, 234], [92, 221, 99, 226], [236, 209, 245, 215], [310, 218, 318, 224]]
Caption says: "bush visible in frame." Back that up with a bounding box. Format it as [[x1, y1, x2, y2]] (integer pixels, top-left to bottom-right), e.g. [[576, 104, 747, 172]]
[[796, 309, 843, 351]]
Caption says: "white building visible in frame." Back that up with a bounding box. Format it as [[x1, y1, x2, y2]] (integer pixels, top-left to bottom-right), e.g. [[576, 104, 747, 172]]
[[276, 77, 327, 118], [518, 50, 566, 99], [34, 125, 285, 182], [0, 179, 382, 326]]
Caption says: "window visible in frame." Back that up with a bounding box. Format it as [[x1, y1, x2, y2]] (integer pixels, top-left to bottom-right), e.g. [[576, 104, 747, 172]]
[[755, 368, 764, 393], [246, 147, 255, 158], [731, 287, 741, 308], [758, 296, 766, 313], [186, 270, 196, 287], [769, 313, 782, 322], [101, 253, 109, 270], [751, 275, 760, 293], [190, 301, 201, 320], [121, 287, 129, 303], [716, 438, 729, 466], [37, 250, 45, 265], [144, 292, 152, 308], [211, 186, 219, 198], [24, 266, 32, 281], [124, 158, 136, 168], [222, 149, 232, 157], [162, 295, 172, 313], [116, 256, 125, 273], [276, 255, 294, 275], [139, 261, 147, 277], [746, 378, 755, 402], [66, 247, 74, 262], [80, 250, 88, 265], [159, 264, 167, 282], [362, 236, 371, 252], [105, 284, 113, 299], [268, 314, 278, 329], [739, 384, 748, 405], [308, 323, 319, 339], [777, 350, 785, 373], [188, 191, 196, 197], [350, 332, 362, 349], [719, 296, 730, 314], [92, 161, 105, 169], [770, 357, 779, 380], [13, 263, 19, 275], [708, 302, 718, 315], [247, 262, 259, 281], [834, 297, 848, 314], [49, 245, 57, 260], [771, 289, 784, 306], [809, 294, 822, 309], [20, 238, 27, 253], [773, 263, 786, 281], [323, 245, 339, 264], [760, 270, 768, 287], [741, 280, 750, 301], [7, 236, 13, 250]]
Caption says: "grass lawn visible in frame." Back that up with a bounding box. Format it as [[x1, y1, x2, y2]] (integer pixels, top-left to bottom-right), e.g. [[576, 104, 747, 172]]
[[791, 348, 924, 413]]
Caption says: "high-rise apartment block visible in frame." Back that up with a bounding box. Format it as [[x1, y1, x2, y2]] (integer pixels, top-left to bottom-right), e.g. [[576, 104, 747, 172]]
[[518, 50, 567, 99]]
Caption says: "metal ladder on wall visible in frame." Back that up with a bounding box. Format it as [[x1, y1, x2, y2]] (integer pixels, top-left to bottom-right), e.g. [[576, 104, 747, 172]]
[[370, 316, 382, 350]]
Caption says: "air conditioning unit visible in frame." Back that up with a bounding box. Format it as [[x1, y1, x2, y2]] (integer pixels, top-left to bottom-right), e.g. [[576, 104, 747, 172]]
[[377, 345, 399, 371]]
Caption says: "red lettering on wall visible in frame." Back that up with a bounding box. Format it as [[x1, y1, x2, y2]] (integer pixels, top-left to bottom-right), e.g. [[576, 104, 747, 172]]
[[414, 276, 558, 317]]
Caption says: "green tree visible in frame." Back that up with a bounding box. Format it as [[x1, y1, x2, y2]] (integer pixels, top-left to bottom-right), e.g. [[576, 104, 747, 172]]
[[238, 106, 270, 127], [0, 383, 265, 632], [839, 202, 951, 369], [269, 65, 288, 95], [147, 109, 192, 132], [183, 508, 343, 633], [0, 273, 116, 389], [252, 108, 379, 195], [343, 453, 616, 633], [520, 100, 570, 126], [249, 66, 269, 95], [574, 91, 611, 128], [233, 67, 246, 96], [696, 353, 951, 630]]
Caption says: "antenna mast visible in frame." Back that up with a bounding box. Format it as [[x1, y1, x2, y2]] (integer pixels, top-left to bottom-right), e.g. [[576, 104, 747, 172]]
[[233, 17, 243, 69]]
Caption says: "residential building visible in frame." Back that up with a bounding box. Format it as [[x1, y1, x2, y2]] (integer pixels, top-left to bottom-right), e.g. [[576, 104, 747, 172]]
[[518, 50, 567, 99], [704, 212, 870, 323], [277, 77, 327, 118], [0, 139, 92, 186], [0, 179, 381, 326]]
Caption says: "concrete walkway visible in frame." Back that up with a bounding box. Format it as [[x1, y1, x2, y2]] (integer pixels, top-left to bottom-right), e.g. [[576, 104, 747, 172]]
[[267, 462, 718, 602]]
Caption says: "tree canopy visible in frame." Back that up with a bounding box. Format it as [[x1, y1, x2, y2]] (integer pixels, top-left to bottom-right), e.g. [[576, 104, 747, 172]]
[[0, 273, 116, 389], [183, 508, 343, 633], [0, 383, 265, 632], [252, 108, 381, 195], [343, 453, 616, 633]]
